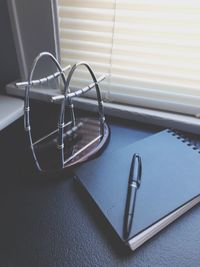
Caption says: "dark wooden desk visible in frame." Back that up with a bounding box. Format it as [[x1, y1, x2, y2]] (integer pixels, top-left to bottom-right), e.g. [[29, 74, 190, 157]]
[[1, 105, 200, 267]]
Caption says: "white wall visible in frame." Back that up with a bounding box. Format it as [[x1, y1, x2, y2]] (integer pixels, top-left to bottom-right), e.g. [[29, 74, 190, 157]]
[[0, 0, 20, 89]]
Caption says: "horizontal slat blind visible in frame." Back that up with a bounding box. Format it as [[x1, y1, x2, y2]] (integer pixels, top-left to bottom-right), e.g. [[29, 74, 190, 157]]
[[57, 0, 200, 116], [58, 0, 115, 95]]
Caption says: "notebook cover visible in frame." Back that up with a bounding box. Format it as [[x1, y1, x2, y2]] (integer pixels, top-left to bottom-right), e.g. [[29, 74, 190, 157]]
[[75, 129, 200, 242]]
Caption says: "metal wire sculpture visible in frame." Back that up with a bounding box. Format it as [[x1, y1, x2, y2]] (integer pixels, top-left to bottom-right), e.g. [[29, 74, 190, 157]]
[[17, 52, 110, 173]]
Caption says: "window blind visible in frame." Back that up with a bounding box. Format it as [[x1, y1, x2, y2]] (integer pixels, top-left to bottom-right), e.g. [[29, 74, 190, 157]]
[[57, 0, 200, 116]]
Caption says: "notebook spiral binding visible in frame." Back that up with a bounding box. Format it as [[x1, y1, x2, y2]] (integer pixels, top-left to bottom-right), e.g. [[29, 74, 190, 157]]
[[167, 129, 200, 153]]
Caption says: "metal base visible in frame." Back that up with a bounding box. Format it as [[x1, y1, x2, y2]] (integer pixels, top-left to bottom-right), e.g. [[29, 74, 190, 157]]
[[33, 117, 110, 173]]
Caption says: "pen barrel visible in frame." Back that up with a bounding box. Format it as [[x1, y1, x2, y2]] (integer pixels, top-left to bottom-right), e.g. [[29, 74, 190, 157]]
[[124, 186, 137, 239]]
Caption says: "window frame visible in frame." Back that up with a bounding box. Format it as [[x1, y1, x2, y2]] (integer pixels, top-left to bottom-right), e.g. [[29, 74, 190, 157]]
[[6, 0, 200, 134], [7, 0, 60, 81]]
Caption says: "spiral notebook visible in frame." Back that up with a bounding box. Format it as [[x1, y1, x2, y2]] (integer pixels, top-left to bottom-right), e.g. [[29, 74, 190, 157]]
[[75, 129, 200, 251]]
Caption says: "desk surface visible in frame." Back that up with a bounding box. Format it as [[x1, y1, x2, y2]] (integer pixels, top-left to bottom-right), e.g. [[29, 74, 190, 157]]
[[1, 113, 200, 267]]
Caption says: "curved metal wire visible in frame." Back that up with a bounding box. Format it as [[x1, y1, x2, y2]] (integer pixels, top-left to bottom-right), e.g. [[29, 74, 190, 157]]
[[57, 62, 106, 167], [24, 51, 74, 171], [24, 54, 107, 172]]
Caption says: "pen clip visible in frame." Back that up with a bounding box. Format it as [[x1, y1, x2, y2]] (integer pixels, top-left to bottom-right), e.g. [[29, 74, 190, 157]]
[[130, 153, 142, 188]]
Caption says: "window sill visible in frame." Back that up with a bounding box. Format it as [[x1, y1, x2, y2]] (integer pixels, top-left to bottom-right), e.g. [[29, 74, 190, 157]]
[[0, 94, 23, 130], [6, 82, 200, 134]]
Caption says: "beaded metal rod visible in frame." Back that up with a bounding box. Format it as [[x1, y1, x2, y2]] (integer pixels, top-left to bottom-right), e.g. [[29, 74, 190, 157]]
[[16, 65, 71, 88], [51, 74, 107, 103]]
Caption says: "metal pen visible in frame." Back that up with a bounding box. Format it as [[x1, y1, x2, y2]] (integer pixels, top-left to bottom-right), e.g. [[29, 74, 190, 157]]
[[124, 153, 142, 239]]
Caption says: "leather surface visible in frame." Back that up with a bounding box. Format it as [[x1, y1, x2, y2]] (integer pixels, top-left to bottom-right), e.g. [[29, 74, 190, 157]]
[[1, 113, 200, 267]]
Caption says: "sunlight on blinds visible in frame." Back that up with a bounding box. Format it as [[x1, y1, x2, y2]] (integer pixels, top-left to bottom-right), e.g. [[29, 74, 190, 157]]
[[57, 0, 200, 116]]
